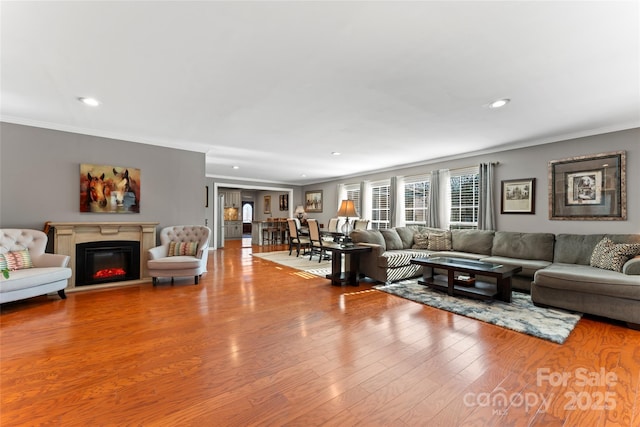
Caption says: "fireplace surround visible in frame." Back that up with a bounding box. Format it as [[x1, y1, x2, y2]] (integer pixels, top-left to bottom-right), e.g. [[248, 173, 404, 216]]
[[46, 222, 158, 291]]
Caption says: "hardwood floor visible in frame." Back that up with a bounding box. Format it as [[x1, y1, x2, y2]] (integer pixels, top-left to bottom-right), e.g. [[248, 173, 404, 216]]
[[1, 239, 639, 426]]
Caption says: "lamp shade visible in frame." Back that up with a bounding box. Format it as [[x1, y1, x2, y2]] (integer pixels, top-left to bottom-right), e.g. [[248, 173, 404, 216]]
[[294, 205, 305, 215], [337, 200, 358, 217]]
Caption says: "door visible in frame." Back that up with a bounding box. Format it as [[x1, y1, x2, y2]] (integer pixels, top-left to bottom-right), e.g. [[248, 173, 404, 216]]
[[217, 194, 225, 248]]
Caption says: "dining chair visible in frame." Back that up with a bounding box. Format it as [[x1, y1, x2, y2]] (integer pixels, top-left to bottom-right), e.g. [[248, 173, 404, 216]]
[[287, 219, 310, 257], [307, 219, 330, 262]]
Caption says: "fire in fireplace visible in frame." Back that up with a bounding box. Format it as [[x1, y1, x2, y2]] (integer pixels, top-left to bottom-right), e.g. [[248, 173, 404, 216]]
[[76, 240, 140, 286]]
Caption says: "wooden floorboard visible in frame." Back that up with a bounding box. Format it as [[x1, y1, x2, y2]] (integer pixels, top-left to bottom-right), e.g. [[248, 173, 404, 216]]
[[1, 238, 639, 426]]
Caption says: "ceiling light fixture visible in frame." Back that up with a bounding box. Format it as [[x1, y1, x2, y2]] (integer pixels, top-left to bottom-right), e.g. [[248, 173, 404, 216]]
[[489, 98, 510, 109], [78, 97, 100, 107], [331, 152, 341, 156], [232, 166, 240, 169]]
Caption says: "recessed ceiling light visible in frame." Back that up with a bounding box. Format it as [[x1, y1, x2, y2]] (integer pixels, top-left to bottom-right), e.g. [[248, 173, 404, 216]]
[[331, 152, 341, 156], [489, 98, 510, 109], [232, 166, 240, 169], [78, 97, 100, 107], [301, 174, 307, 177]]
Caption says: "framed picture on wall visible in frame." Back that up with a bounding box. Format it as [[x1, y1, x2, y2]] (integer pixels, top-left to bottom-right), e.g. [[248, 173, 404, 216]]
[[80, 164, 140, 213], [549, 151, 626, 220], [305, 190, 323, 212], [279, 194, 288, 211], [501, 178, 535, 214], [264, 195, 271, 214]]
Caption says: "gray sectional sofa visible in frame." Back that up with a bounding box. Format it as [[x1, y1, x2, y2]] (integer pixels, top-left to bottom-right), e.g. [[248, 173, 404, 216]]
[[350, 226, 640, 328]]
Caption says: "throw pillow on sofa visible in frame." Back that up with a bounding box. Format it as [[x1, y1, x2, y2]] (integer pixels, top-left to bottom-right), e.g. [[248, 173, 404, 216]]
[[0, 249, 34, 271], [412, 233, 429, 249], [590, 237, 640, 272], [381, 229, 404, 250], [168, 241, 199, 257], [428, 231, 452, 251]]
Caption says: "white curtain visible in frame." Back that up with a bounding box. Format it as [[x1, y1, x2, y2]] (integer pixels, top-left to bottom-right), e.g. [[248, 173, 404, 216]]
[[478, 163, 496, 230], [439, 169, 451, 230], [390, 176, 406, 228], [336, 183, 347, 211], [427, 169, 450, 229], [360, 180, 371, 221]]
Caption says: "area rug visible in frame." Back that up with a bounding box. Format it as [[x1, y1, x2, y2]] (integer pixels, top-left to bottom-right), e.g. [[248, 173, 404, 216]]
[[375, 280, 582, 344], [251, 250, 331, 277]]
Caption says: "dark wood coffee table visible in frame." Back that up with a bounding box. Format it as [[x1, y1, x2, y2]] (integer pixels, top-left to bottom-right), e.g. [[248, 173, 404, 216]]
[[410, 257, 522, 302]]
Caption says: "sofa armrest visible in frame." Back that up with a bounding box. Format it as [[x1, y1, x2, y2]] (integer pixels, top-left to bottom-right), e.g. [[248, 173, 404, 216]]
[[623, 256, 640, 275], [356, 242, 384, 257], [31, 253, 70, 268], [148, 245, 168, 260]]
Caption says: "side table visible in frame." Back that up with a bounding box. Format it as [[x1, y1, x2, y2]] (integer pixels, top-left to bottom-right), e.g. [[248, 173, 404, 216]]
[[323, 244, 372, 286]]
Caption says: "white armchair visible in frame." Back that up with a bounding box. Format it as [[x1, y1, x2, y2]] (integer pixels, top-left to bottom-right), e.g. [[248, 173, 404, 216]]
[[0, 229, 71, 303], [147, 225, 211, 285]]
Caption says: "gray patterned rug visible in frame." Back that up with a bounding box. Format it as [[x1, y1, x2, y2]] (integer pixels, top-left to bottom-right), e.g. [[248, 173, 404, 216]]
[[375, 280, 582, 344]]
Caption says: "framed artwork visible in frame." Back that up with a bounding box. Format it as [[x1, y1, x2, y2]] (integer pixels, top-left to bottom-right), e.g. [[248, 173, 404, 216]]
[[501, 178, 535, 214], [80, 164, 140, 213], [549, 151, 626, 220], [279, 194, 289, 211], [264, 195, 271, 214], [305, 190, 323, 212]]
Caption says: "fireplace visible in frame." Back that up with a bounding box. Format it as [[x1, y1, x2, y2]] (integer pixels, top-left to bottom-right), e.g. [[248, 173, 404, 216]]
[[76, 241, 140, 286]]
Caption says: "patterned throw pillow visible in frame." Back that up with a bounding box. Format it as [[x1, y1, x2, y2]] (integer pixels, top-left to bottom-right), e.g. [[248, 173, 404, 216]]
[[427, 231, 452, 251], [411, 233, 429, 249], [0, 250, 34, 271], [590, 237, 640, 272], [168, 241, 199, 257]]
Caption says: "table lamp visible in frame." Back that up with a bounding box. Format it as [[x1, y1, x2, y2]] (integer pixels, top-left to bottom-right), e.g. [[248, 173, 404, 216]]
[[337, 199, 358, 243], [294, 205, 305, 220]]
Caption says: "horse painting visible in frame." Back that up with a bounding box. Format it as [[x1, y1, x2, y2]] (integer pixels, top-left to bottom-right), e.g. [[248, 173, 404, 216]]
[[80, 164, 141, 213], [87, 173, 108, 209], [112, 168, 139, 207]]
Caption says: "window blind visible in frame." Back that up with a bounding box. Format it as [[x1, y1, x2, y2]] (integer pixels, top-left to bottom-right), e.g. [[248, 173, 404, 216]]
[[404, 174, 430, 225], [449, 166, 479, 229], [370, 180, 390, 230]]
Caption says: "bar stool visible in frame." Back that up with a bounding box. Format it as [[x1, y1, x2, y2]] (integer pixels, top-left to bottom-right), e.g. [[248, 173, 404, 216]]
[[262, 218, 279, 245]]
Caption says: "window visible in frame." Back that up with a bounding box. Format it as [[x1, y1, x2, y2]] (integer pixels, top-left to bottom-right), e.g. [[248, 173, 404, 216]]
[[404, 174, 430, 225], [345, 184, 361, 216], [449, 166, 479, 229], [370, 180, 390, 230]]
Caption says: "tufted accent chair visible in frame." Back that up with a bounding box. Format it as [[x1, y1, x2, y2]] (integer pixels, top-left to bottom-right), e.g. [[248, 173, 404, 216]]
[[0, 229, 71, 303], [147, 225, 211, 285]]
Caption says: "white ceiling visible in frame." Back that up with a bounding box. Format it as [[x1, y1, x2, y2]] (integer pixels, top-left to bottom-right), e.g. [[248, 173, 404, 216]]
[[1, 1, 639, 185]]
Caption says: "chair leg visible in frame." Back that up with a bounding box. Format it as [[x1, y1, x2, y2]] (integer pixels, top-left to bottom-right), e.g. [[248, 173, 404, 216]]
[[195, 275, 199, 285], [152, 277, 157, 286], [57, 289, 67, 299]]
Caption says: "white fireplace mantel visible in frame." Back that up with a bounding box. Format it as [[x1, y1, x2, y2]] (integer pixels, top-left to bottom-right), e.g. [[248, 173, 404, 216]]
[[46, 221, 159, 291]]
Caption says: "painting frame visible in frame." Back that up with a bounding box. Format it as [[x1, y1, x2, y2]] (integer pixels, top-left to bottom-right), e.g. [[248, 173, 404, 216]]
[[501, 178, 536, 214], [264, 195, 271, 214], [279, 194, 289, 211], [548, 151, 626, 220], [305, 190, 323, 213], [80, 163, 140, 213]]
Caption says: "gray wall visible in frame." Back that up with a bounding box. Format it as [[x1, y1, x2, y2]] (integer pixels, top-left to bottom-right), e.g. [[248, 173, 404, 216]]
[[0, 123, 206, 234], [303, 128, 639, 234]]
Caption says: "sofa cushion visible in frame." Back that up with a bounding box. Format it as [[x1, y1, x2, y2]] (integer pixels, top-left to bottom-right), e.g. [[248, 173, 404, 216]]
[[148, 256, 201, 270], [590, 237, 640, 272], [534, 263, 640, 300], [428, 231, 452, 251], [377, 250, 432, 268], [351, 229, 386, 249], [0, 267, 71, 293], [492, 231, 555, 262], [451, 230, 494, 255], [381, 229, 404, 250], [480, 256, 552, 277], [168, 241, 199, 257], [395, 227, 417, 249], [0, 249, 34, 271]]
